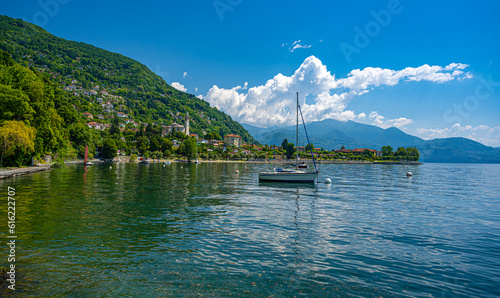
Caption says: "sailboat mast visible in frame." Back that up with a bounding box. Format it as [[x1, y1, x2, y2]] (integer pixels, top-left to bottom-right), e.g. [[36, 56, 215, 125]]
[[296, 92, 299, 170]]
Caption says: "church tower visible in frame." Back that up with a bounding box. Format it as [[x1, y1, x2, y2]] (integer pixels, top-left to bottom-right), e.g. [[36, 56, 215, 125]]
[[185, 112, 190, 136]]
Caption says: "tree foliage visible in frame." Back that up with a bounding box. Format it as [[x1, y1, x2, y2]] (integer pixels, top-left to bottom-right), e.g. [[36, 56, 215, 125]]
[[362, 149, 374, 158], [406, 147, 420, 161], [281, 138, 288, 150], [181, 138, 197, 161], [0, 50, 65, 162], [395, 147, 408, 160], [381, 145, 394, 157], [0, 120, 36, 167], [286, 143, 295, 159], [205, 131, 221, 140], [101, 138, 117, 159]]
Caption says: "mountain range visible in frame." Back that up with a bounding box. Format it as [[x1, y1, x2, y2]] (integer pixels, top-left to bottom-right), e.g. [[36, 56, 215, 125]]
[[243, 119, 500, 163]]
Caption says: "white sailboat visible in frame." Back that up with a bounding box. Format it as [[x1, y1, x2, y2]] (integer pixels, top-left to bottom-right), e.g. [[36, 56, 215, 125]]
[[259, 92, 319, 183]]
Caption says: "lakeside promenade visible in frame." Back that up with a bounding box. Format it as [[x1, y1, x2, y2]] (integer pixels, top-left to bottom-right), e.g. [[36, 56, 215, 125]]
[[0, 165, 51, 179]]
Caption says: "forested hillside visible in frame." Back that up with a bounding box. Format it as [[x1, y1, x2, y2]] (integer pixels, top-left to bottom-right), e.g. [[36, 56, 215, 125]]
[[0, 15, 256, 142], [0, 15, 258, 167]]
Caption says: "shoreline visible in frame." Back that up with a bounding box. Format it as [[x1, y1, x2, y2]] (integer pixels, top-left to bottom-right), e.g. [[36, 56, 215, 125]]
[[67, 158, 423, 165], [0, 159, 422, 180]]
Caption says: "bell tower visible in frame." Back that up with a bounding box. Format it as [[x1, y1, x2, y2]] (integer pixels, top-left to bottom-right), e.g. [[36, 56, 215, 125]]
[[185, 112, 190, 136]]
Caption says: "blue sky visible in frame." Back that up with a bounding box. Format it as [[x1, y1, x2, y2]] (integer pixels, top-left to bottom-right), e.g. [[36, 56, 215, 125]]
[[3, 0, 500, 146]]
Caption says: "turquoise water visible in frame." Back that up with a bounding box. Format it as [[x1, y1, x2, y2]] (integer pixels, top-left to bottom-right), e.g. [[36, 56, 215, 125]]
[[1, 162, 499, 297]]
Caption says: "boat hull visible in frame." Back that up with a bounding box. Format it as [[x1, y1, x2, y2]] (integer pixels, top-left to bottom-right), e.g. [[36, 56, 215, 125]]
[[258, 171, 318, 183]]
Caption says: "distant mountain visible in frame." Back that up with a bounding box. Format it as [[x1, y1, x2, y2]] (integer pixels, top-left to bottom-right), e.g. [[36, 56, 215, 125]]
[[419, 138, 500, 163], [243, 119, 500, 163], [244, 119, 424, 150]]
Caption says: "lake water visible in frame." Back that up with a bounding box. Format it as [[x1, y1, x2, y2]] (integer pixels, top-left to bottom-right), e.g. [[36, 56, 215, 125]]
[[1, 162, 499, 297]]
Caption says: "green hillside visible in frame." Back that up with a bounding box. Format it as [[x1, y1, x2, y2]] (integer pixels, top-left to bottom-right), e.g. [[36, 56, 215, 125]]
[[0, 15, 256, 144]]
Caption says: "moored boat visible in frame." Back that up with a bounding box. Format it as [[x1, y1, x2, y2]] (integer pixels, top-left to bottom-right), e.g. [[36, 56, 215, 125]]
[[259, 92, 319, 183]]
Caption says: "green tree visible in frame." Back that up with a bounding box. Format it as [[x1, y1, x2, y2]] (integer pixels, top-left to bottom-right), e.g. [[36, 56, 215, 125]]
[[362, 149, 374, 159], [394, 147, 408, 160], [150, 151, 163, 159], [137, 136, 149, 155], [182, 138, 197, 161], [174, 131, 186, 140], [69, 123, 95, 158], [305, 143, 315, 151], [340, 145, 345, 150], [281, 138, 288, 150], [205, 131, 221, 140], [109, 114, 121, 137], [381, 145, 394, 158], [0, 120, 36, 167], [286, 143, 295, 159], [101, 138, 117, 159], [406, 147, 420, 161], [150, 134, 163, 152], [162, 138, 173, 153]]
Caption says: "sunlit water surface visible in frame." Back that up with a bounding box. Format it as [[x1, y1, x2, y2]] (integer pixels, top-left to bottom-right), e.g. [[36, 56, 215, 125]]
[[1, 162, 499, 297]]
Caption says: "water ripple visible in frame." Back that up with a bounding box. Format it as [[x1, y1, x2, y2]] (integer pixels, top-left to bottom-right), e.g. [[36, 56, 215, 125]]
[[1, 162, 499, 297]]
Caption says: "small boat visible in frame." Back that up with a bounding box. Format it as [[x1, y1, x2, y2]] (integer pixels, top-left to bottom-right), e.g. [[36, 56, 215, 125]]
[[139, 159, 150, 165], [84, 161, 93, 166], [259, 92, 319, 183]]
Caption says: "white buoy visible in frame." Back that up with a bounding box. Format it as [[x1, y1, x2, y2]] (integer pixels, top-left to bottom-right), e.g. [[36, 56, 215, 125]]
[[324, 178, 332, 184], [406, 171, 412, 177]]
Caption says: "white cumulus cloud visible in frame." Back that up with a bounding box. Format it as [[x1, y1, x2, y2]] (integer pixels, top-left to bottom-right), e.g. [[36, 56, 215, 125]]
[[369, 111, 413, 129], [203, 55, 472, 128], [171, 82, 187, 92]]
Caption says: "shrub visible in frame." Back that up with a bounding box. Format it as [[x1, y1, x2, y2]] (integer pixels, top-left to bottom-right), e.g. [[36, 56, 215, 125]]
[[51, 157, 65, 168]]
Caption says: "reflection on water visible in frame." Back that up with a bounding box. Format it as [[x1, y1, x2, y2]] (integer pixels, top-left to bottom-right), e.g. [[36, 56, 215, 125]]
[[1, 162, 499, 296]]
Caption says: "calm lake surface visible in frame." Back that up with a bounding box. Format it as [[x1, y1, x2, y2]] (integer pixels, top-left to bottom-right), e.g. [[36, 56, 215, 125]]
[[1, 162, 499, 297]]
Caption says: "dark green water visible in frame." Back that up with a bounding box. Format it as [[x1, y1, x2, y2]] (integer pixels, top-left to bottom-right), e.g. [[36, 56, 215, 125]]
[[1, 162, 499, 296]]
